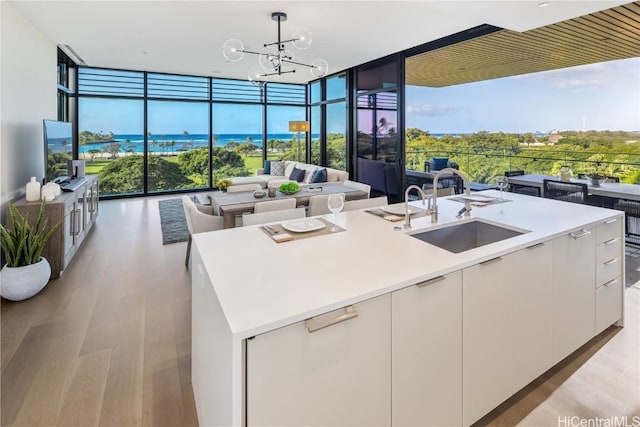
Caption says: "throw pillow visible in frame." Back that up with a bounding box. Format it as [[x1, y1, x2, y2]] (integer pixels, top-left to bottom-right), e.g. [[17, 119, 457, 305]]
[[432, 157, 449, 170], [271, 161, 285, 176], [289, 166, 306, 183], [310, 168, 328, 183], [263, 160, 271, 175]]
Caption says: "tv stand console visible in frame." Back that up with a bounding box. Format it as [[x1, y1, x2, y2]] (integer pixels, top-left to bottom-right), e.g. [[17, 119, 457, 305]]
[[12, 175, 99, 278]]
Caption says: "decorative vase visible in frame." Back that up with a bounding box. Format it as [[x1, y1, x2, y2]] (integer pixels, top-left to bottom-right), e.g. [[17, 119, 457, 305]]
[[26, 177, 41, 202], [559, 165, 573, 181], [0, 257, 51, 301]]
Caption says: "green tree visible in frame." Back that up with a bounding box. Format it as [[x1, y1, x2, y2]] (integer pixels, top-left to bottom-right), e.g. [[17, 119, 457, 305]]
[[88, 149, 102, 161], [99, 156, 193, 194], [104, 142, 121, 159]]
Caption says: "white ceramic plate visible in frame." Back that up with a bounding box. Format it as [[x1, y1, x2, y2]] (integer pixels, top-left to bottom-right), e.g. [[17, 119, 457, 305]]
[[382, 205, 421, 216], [461, 195, 498, 202], [281, 218, 326, 233]]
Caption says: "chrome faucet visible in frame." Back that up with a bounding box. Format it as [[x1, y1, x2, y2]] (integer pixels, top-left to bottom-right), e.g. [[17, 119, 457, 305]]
[[431, 168, 472, 222], [404, 185, 427, 229]]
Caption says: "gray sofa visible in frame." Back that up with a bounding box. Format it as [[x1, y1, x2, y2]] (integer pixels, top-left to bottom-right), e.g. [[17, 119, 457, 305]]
[[230, 160, 348, 188]]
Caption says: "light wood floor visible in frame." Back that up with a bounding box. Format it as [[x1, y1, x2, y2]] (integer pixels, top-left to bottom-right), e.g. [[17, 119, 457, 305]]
[[2, 196, 639, 426]]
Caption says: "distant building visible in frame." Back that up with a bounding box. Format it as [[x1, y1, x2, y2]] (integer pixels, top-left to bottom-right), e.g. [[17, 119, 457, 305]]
[[548, 134, 564, 144]]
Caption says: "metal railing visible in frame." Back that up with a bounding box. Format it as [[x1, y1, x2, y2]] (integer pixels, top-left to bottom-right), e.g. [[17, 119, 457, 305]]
[[406, 145, 640, 184]]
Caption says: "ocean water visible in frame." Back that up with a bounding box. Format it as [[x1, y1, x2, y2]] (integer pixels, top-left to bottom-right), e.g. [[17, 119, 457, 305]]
[[79, 133, 315, 154]]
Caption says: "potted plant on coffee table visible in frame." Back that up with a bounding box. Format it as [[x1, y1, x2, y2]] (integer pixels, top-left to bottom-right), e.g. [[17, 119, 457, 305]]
[[0, 200, 59, 301]]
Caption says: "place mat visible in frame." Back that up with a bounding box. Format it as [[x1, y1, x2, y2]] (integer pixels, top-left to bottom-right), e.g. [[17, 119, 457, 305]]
[[449, 195, 512, 207], [260, 217, 345, 243], [366, 207, 429, 222]]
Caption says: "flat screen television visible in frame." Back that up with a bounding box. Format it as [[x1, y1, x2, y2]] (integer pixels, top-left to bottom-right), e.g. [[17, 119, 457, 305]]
[[43, 119, 73, 183]]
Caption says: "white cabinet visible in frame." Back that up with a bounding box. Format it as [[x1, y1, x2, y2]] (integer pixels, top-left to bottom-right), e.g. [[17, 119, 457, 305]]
[[391, 271, 462, 427], [512, 242, 553, 388], [246, 294, 391, 426], [595, 218, 624, 334], [462, 242, 552, 426], [463, 256, 514, 426], [551, 227, 596, 363]]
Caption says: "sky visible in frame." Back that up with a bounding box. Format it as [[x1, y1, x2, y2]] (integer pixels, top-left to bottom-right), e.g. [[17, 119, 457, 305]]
[[406, 57, 640, 134], [78, 57, 640, 135]]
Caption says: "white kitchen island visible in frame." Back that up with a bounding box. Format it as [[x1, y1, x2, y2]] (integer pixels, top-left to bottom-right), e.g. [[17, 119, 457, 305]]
[[191, 190, 625, 427]]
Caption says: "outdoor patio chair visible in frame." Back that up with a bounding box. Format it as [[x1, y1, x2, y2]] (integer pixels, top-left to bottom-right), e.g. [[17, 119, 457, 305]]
[[542, 179, 588, 204]]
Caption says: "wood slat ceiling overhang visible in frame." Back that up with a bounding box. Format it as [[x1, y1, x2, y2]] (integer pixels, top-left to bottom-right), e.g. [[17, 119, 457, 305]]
[[405, 2, 640, 88]]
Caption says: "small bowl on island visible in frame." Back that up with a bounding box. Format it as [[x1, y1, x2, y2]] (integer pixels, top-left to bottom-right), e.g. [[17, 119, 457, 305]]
[[586, 174, 607, 187]]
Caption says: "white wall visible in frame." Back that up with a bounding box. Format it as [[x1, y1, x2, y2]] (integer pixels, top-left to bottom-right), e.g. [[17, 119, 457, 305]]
[[1, 1, 56, 210]]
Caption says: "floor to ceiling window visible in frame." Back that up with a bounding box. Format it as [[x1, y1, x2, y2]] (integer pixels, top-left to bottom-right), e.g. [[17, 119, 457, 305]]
[[212, 102, 262, 182], [77, 71, 307, 197], [78, 69, 145, 196], [308, 73, 348, 169], [356, 61, 400, 198]]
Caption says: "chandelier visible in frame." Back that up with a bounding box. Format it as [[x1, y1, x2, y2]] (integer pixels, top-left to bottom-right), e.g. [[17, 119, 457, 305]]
[[222, 12, 328, 83]]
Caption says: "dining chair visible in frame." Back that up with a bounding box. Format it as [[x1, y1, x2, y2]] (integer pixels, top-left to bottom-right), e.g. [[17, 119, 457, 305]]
[[308, 193, 345, 217], [254, 198, 297, 213], [181, 196, 224, 267], [241, 207, 306, 227], [542, 179, 588, 204], [227, 183, 262, 193], [344, 180, 371, 198], [613, 199, 640, 244], [504, 170, 540, 197], [343, 196, 388, 212]]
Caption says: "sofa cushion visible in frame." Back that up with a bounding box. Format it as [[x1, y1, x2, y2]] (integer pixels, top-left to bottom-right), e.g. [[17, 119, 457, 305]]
[[271, 161, 286, 176], [326, 167, 348, 183], [310, 168, 328, 183], [289, 166, 306, 183], [432, 157, 449, 171], [284, 161, 297, 178], [299, 164, 318, 183], [263, 160, 271, 175]]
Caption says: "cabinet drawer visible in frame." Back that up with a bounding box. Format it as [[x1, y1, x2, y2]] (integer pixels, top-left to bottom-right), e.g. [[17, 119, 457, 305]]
[[596, 257, 622, 287], [596, 217, 622, 244], [596, 237, 622, 265], [595, 277, 622, 334]]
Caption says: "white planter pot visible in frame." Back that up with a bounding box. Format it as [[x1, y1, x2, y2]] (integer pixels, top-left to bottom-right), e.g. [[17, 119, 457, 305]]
[[1, 258, 52, 301]]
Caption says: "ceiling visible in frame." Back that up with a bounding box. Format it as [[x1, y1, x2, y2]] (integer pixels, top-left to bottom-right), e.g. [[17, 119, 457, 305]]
[[406, 1, 640, 87], [9, 1, 633, 85]]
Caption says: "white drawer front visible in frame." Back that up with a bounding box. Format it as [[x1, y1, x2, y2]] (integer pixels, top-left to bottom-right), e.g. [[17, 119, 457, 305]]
[[596, 217, 622, 245], [596, 237, 622, 265], [596, 257, 622, 288], [595, 277, 623, 334]]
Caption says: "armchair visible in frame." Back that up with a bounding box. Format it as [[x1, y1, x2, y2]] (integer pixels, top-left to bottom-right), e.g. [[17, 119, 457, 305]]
[[182, 196, 224, 267], [424, 158, 459, 173]]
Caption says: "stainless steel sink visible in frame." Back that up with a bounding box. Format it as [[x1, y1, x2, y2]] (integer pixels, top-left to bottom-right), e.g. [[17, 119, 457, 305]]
[[410, 219, 528, 253]]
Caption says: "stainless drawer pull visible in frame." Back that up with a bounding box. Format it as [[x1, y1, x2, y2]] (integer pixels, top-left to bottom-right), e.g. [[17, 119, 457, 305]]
[[604, 258, 618, 266], [417, 276, 445, 287], [526, 242, 545, 250], [570, 229, 591, 240], [480, 257, 503, 266], [306, 306, 358, 333], [604, 218, 618, 224], [604, 238, 619, 245], [603, 278, 617, 288]]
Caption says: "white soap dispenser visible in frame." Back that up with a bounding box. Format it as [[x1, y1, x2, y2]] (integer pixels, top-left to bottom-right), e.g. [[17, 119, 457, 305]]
[[25, 177, 41, 202]]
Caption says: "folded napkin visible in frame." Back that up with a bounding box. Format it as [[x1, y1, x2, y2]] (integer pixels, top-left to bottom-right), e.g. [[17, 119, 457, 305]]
[[272, 233, 293, 243]]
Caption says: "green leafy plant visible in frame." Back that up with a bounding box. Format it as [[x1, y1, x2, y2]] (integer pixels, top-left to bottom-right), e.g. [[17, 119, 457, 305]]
[[279, 182, 300, 193], [0, 200, 59, 267], [215, 178, 233, 191]]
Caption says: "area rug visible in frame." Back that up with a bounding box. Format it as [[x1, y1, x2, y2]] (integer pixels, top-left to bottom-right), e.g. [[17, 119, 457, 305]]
[[158, 198, 188, 245]]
